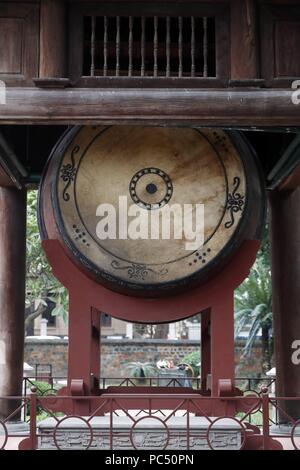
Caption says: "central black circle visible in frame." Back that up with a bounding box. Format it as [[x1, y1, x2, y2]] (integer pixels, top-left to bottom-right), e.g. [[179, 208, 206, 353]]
[[146, 183, 157, 194], [129, 167, 173, 210]]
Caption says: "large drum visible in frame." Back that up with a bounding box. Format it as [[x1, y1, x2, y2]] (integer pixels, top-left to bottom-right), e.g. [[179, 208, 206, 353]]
[[38, 126, 265, 297]]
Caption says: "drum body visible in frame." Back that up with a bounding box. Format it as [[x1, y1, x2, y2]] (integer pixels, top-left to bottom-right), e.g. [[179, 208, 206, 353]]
[[38, 126, 266, 297]]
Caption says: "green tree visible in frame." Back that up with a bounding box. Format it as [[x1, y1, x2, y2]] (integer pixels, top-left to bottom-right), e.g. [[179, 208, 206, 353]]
[[234, 250, 273, 372], [25, 191, 68, 335], [182, 351, 200, 377]]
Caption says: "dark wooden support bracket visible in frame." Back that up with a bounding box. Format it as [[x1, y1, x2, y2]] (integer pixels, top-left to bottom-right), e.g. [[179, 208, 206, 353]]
[[268, 134, 300, 190], [0, 132, 28, 189]]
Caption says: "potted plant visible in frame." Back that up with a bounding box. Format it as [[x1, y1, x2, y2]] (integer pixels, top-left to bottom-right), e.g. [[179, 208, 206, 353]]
[[126, 362, 157, 385]]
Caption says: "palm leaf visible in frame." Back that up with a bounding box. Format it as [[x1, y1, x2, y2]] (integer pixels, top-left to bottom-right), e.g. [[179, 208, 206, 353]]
[[234, 251, 272, 364]]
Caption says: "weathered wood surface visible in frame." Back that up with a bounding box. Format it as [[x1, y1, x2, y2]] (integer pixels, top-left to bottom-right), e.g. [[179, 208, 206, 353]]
[[270, 188, 300, 419], [0, 3, 39, 85], [0, 88, 299, 127], [0, 167, 15, 187], [230, 0, 258, 80], [260, 2, 300, 86], [0, 132, 28, 188], [267, 134, 300, 190], [279, 164, 300, 190], [39, 0, 67, 78], [68, 0, 230, 84], [0, 188, 26, 419]]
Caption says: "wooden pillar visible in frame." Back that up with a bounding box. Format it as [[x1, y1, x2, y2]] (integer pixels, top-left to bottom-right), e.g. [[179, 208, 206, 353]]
[[0, 188, 26, 419], [270, 188, 300, 420], [40, 0, 67, 78], [230, 0, 258, 80]]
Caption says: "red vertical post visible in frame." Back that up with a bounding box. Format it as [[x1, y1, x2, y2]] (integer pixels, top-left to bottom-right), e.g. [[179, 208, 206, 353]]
[[91, 308, 101, 394], [210, 294, 235, 397], [68, 293, 91, 392], [68, 303, 100, 393], [261, 388, 270, 450], [29, 388, 37, 450], [201, 308, 211, 392], [67, 293, 101, 414]]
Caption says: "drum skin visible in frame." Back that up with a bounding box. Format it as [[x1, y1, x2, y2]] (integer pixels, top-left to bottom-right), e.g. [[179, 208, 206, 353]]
[[38, 126, 266, 298]]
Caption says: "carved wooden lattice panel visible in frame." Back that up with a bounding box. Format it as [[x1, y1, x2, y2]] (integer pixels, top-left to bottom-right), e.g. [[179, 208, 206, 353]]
[[83, 15, 216, 78], [68, 2, 229, 86]]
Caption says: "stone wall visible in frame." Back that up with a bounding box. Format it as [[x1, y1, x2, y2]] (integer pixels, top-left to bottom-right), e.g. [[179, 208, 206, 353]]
[[24, 338, 267, 378]]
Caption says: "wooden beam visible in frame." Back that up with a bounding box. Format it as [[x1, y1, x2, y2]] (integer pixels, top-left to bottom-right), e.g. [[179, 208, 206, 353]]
[[231, 0, 258, 79], [0, 88, 300, 127], [39, 0, 67, 78], [268, 135, 300, 190], [0, 166, 16, 188], [0, 132, 28, 189], [279, 163, 300, 191]]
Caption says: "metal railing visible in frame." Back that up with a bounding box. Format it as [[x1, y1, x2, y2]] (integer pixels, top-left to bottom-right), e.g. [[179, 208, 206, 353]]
[[23, 375, 276, 394], [0, 389, 300, 450], [21, 375, 278, 428]]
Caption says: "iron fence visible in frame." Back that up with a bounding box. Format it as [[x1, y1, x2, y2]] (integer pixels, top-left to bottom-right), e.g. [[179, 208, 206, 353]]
[[0, 389, 299, 450], [21, 375, 278, 428], [23, 375, 276, 394]]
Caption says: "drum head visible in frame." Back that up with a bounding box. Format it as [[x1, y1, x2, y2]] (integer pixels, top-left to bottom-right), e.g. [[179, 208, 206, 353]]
[[40, 126, 264, 296]]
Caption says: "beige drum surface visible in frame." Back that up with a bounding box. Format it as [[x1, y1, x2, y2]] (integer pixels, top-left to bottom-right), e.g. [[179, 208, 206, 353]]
[[40, 126, 264, 297], [40, 126, 264, 296]]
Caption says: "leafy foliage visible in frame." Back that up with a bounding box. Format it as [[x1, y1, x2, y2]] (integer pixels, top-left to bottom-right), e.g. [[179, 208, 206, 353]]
[[29, 380, 57, 397], [126, 362, 157, 378], [25, 380, 58, 418], [26, 191, 68, 330], [181, 351, 200, 377], [234, 231, 273, 371]]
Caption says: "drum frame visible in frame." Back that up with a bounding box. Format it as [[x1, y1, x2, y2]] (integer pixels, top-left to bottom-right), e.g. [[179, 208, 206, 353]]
[[42, 237, 260, 414]]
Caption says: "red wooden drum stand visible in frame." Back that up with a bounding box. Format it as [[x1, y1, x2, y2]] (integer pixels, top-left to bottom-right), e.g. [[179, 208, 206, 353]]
[[42, 238, 260, 416]]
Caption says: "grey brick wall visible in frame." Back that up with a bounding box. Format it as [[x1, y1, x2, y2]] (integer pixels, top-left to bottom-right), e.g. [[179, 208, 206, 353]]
[[24, 338, 265, 378]]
